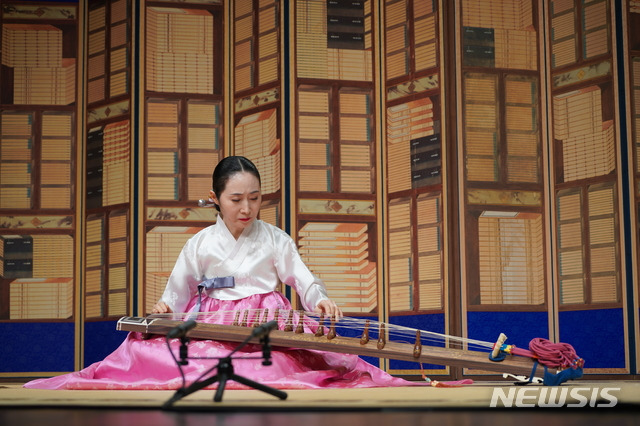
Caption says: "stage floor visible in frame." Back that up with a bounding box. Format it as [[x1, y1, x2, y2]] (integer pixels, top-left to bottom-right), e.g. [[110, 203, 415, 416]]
[[1, 406, 639, 426], [1, 379, 639, 425]]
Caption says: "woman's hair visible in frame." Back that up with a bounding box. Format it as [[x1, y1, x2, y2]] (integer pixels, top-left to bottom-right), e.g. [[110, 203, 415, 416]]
[[211, 156, 261, 211]]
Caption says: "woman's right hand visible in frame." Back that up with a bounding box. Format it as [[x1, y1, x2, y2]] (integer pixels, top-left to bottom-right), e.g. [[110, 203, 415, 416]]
[[151, 301, 172, 314]]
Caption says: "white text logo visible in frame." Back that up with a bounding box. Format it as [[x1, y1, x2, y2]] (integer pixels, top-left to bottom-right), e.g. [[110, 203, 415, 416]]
[[489, 387, 620, 408]]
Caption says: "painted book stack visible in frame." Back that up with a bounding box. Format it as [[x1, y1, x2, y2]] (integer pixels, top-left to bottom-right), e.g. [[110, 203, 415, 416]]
[[146, 7, 213, 94], [2, 24, 75, 105], [299, 222, 376, 313], [1, 235, 73, 319], [235, 109, 280, 195]]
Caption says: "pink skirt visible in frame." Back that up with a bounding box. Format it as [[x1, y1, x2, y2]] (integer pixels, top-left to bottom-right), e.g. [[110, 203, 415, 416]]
[[24, 292, 421, 390]]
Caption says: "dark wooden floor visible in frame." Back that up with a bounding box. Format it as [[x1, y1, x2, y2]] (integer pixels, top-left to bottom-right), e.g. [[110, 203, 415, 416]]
[[1, 406, 639, 426]]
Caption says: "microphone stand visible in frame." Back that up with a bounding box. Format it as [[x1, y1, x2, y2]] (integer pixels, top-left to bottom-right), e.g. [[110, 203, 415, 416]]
[[163, 322, 287, 408]]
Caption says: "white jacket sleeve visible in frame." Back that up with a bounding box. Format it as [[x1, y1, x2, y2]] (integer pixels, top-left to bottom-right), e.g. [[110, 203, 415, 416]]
[[274, 234, 329, 312]]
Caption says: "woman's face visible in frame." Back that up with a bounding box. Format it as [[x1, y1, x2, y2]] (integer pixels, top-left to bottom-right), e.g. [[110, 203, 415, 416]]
[[210, 171, 261, 239]]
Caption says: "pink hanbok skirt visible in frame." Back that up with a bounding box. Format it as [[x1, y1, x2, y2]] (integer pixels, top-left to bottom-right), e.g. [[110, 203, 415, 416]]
[[24, 292, 422, 390]]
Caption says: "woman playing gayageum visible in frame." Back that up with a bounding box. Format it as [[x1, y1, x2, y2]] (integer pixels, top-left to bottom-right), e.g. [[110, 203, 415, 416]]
[[25, 156, 417, 390]]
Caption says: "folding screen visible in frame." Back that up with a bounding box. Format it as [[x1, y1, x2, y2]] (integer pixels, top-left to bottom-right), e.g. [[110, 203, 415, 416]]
[[0, 1, 80, 373], [547, 0, 629, 375], [454, 0, 552, 380], [82, 0, 134, 367], [381, 0, 448, 377], [625, 0, 640, 371], [141, 1, 225, 316], [1, 0, 638, 381], [292, 1, 382, 368]]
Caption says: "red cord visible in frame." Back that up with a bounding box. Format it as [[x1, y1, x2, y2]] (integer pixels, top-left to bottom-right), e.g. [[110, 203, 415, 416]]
[[528, 338, 584, 369]]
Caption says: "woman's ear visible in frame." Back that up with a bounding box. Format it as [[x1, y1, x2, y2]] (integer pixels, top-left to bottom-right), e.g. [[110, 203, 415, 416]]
[[209, 190, 220, 210]]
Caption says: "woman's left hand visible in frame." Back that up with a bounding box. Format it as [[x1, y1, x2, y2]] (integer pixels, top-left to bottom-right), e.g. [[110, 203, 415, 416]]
[[314, 299, 343, 320]]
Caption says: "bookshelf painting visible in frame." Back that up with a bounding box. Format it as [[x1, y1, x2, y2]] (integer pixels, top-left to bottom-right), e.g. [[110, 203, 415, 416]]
[[141, 1, 225, 320], [385, 0, 439, 82], [296, 0, 373, 82], [387, 97, 441, 193], [84, 1, 134, 315], [296, 85, 375, 195], [1, 111, 76, 211], [382, 0, 446, 377], [457, 0, 551, 380], [552, 85, 616, 183], [546, 0, 628, 373], [1, 23, 76, 106], [293, 0, 378, 323], [1, 234, 74, 319], [143, 1, 224, 206], [549, 0, 611, 70], [81, 0, 135, 368], [86, 120, 131, 210], [628, 1, 640, 364], [476, 211, 545, 306], [0, 1, 79, 374], [84, 209, 130, 319], [299, 221, 377, 314], [552, 84, 620, 305], [459, 0, 545, 265], [461, 0, 538, 70], [146, 7, 214, 95], [234, 0, 280, 94], [145, 98, 222, 203], [87, 0, 131, 105]]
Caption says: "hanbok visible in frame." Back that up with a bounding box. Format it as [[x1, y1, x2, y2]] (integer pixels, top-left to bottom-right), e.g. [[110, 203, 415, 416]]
[[24, 219, 421, 390]]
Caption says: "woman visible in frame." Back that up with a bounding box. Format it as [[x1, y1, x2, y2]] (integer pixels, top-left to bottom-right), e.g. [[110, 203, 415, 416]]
[[24, 156, 416, 390], [151, 155, 342, 320]]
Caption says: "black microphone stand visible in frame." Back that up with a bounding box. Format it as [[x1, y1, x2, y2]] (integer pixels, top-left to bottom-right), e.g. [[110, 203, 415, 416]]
[[163, 323, 287, 408]]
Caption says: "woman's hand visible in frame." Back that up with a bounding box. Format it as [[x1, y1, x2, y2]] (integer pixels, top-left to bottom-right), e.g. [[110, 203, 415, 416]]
[[314, 299, 343, 320], [151, 301, 172, 314]]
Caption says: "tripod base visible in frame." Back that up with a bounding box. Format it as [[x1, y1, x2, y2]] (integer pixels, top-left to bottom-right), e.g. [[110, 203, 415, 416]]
[[163, 357, 288, 408]]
